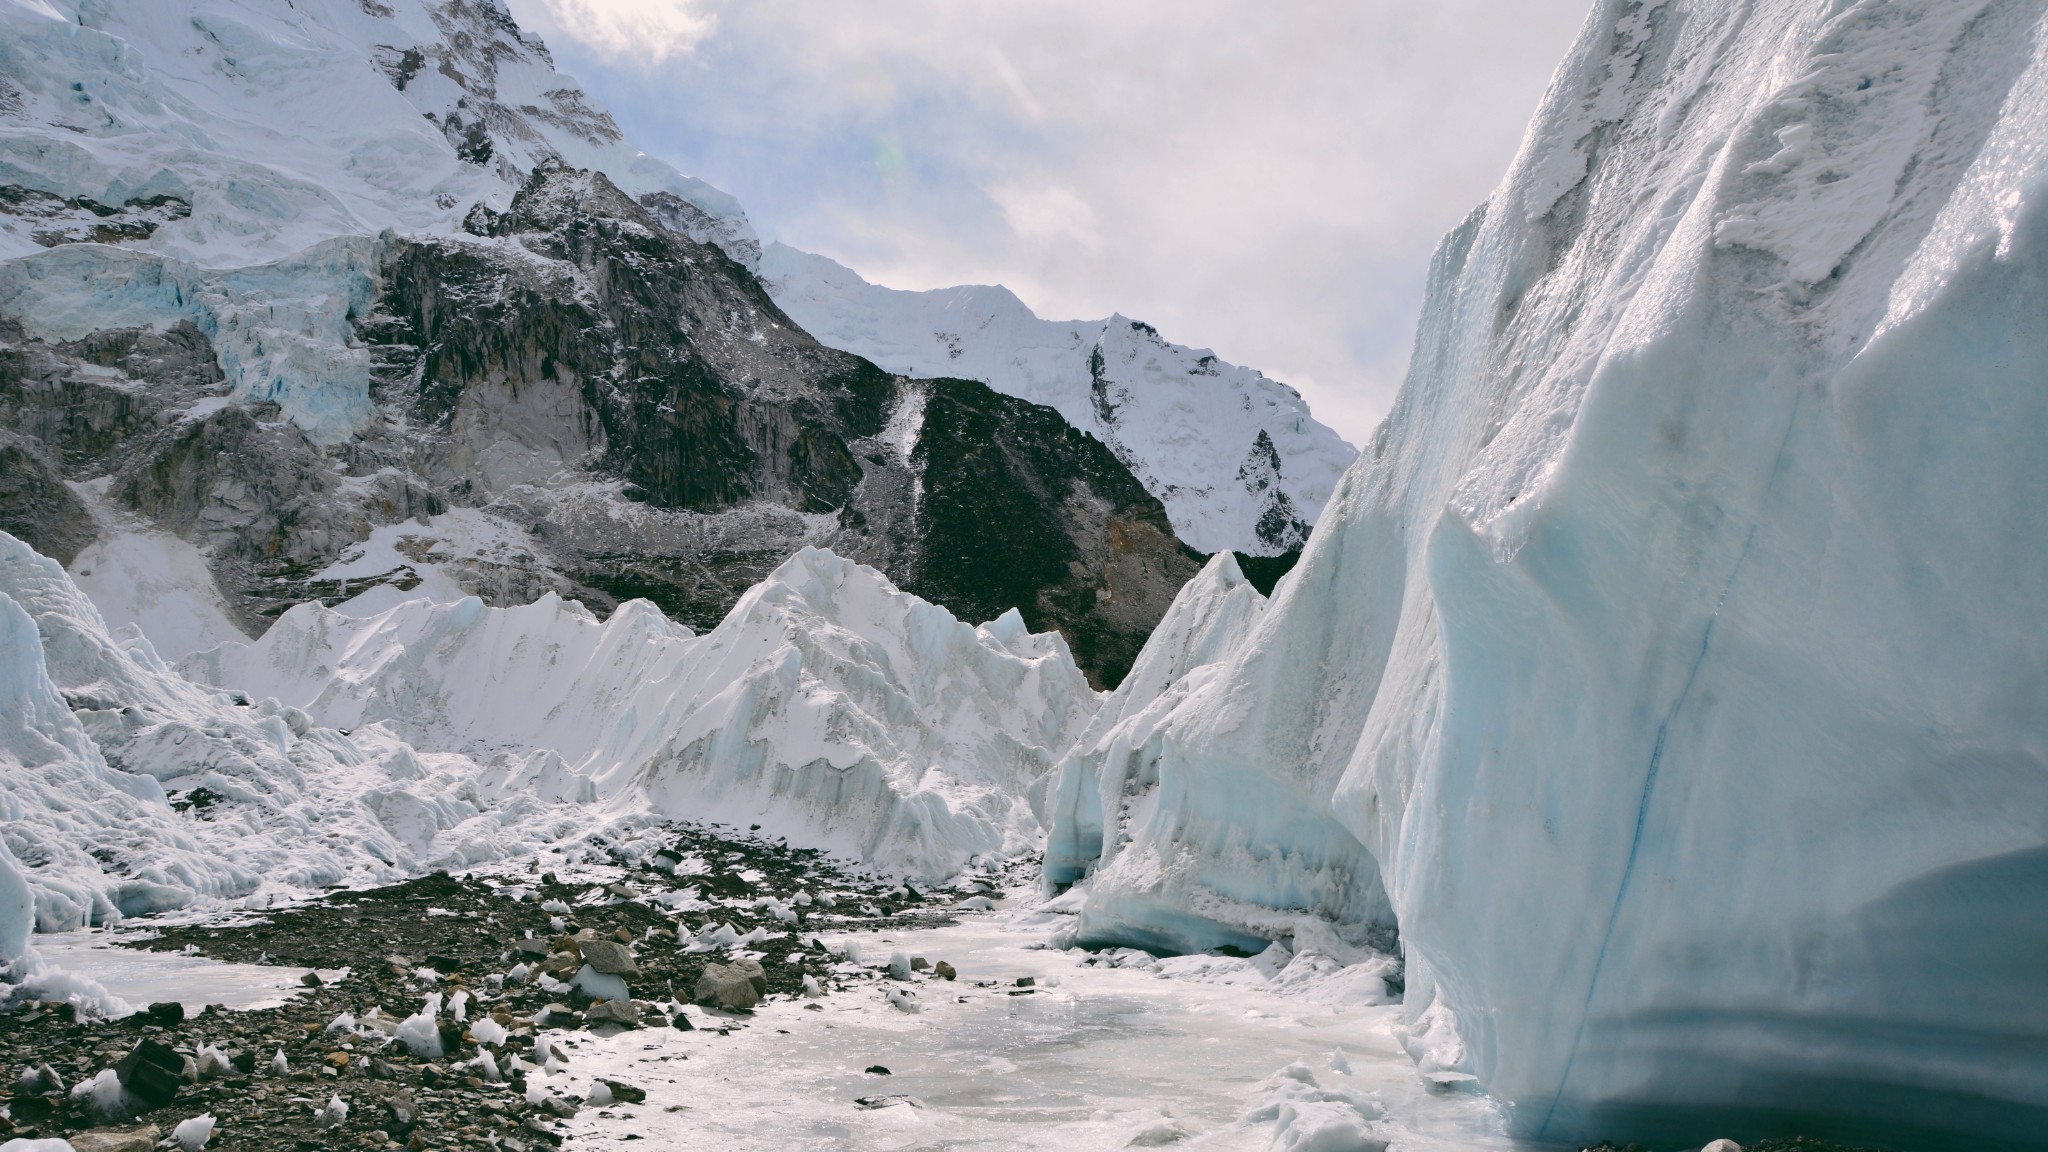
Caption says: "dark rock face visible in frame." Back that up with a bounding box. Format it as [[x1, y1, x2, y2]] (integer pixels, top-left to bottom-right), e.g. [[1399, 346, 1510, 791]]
[[902, 378, 1202, 688], [0, 429, 93, 565], [0, 160, 1204, 685]]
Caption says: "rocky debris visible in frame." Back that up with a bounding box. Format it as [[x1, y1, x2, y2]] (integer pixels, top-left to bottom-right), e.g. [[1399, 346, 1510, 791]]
[[0, 821, 961, 1151]]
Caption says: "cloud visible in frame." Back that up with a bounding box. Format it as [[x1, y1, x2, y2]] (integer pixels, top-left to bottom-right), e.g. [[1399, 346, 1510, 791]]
[[990, 185, 1099, 251], [524, 0, 716, 65], [502, 0, 1594, 443]]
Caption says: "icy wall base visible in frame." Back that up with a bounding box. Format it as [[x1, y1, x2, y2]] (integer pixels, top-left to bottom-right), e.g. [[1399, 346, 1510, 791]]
[[1050, 0, 2048, 1147]]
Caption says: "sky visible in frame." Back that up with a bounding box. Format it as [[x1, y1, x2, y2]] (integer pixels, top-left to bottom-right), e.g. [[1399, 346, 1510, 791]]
[[500, 0, 1593, 446]]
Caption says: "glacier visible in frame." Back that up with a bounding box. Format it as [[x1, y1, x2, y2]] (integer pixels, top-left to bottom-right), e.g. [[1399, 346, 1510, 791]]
[[184, 546, 1101, 877], [1043, 0, 2048, 1148], [760, 243, 1357, 556], [1, 528, 1097, 961]]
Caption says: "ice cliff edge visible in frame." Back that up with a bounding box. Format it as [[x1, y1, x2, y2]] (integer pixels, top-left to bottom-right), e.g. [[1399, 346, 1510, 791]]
[[1046, 1, 2048, 1148]]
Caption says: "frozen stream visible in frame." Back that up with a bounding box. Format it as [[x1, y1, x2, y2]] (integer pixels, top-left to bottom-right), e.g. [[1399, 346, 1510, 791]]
[[22, 905, 1514, 1150], [28, 930, 346, 1016], [538, 907, 1516, 1152]]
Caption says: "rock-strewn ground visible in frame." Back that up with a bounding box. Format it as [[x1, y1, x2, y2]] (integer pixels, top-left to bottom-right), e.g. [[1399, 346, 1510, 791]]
[[0, 823, 984, 1151]]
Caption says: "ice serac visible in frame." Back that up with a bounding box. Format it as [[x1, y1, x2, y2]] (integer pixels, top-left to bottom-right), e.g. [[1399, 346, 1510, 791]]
[[0, 529, 559, 929], [760, 243, 1357, 556], [1051, 1, 2048, 1148], [185, 547, 1101, 879]]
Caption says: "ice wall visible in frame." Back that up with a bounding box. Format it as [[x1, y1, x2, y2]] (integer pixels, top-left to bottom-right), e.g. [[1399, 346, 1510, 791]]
[[1050, 1, 2048, 1148], [186, 547, 1102, 879]]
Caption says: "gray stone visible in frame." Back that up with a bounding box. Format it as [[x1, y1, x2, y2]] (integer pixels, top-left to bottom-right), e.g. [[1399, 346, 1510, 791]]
[[583, 1000, 639, 1028], [69, 1126, 160, 1152], [577, 938, 637, 977], [694, 963, 762, 1012]]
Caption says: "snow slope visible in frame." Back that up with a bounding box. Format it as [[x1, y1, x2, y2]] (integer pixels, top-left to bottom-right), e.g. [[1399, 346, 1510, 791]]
[[0, 0, 756, 271], [761, 244, 1357, 555], [1048, 1, 2048, 1148], [0, 0, 758, 446], [184, 547, 1101, 878]]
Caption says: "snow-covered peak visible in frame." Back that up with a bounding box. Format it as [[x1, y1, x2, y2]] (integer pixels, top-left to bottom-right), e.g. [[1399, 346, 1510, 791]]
[[759, 242, 1357, 555], [0, 0, 757, 268]]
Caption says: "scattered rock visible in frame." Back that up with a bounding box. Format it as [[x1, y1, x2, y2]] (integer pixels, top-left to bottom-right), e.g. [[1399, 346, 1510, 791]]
[[596, 1078, 647, 1104], [909, 956, 930, 971], [865, 1065, 891, 1076], [144, 1002, 185, 1025], [1015, 976, 1035, 987], [300, 971, 322, 988]]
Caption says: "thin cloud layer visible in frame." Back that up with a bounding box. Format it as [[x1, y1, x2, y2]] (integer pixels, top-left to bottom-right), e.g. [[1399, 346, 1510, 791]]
[[505, 0, 1592, 443]]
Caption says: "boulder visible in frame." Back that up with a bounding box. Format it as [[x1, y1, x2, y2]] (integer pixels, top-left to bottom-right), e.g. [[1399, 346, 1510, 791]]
[[577, 939, 638, 977], [584, 1000, 639, 1028], [114, 1039, 184, 1106], [694, 963, 762, 1012]]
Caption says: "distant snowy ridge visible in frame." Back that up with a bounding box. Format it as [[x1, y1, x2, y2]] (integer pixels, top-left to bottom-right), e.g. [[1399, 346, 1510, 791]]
[[761, 244, 1357, 556], [1047, 0, 2048, 1148]]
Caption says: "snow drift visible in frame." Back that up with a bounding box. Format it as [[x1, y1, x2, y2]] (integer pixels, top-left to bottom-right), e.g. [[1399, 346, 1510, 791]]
[[761, 244, 1356, 556], [1047, 1, 2048, 1148], [184, 546, 1100, 878]]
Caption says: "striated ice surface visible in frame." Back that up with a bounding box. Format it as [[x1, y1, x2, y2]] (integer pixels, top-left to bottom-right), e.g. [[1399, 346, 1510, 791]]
[[1046, 0, 2048, 1147], [760, 243, 1356, 556], [184, 546, 1101, 878]]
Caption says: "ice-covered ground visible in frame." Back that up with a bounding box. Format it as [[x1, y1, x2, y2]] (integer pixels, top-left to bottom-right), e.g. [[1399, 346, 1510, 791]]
[[27, 929, 340, 1016], [441, 902, 1503, 1152]]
